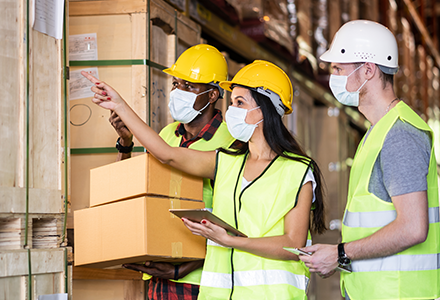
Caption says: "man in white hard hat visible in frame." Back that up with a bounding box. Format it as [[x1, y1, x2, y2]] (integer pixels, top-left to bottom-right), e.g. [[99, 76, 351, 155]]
[[299, 20, 440, 300]]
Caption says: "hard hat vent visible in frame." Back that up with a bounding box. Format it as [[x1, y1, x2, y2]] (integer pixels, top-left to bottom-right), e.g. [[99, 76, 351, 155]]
[[354, 52, 376, 60]]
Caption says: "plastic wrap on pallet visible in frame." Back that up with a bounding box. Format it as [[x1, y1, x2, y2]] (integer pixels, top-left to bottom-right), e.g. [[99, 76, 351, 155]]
[[230, 0, 294, 55]]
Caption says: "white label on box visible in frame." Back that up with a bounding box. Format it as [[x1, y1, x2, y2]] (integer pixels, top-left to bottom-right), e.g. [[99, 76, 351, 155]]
[[69, 68, 99, 100], [69, 33, 98, 61], [33, 0, 65, 39]]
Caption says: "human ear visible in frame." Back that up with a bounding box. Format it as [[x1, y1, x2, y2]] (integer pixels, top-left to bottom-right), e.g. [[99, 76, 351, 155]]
[[208, 89, 220, 104]]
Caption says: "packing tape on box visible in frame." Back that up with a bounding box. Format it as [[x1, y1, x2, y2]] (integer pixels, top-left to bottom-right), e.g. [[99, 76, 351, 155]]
[[172, 242, 183, 258], [169, 169, 183, 198], [169, 198, 181, 218]]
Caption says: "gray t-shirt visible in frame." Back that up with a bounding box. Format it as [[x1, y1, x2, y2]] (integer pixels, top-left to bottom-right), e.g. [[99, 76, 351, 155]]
[[367, 119, 431, 202]]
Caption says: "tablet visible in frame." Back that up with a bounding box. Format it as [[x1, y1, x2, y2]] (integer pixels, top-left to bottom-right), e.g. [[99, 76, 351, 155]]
[[283, 247, 352, 273], [169, 208, 247, 238]]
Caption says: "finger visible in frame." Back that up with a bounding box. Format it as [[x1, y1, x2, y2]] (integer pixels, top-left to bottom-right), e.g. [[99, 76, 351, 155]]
[[302, 244, 319, 253], [123, 264, 149, 273], [81, 71, 100, 84]]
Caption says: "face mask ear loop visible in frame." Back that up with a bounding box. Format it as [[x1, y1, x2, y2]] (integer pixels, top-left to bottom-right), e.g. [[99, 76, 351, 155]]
[[347, 63, 365, 77], [195, 88, 213, 114], [196, 101, 210, 115], [254, 119, 264, 126], [356, 79, 368, 92]]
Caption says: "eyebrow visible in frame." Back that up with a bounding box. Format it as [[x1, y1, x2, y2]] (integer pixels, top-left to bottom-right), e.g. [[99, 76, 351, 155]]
[[232, 95, 248, 101]]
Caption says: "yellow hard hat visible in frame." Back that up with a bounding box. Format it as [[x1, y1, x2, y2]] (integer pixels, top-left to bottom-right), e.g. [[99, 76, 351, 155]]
[[163, 44, 228, 84], [220, 60, 293, 115]]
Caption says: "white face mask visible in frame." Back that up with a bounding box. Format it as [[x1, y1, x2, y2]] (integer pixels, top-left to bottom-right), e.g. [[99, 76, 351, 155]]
[[225, 106, 263, 142], [168, 88, 212, 124], [329, 64, 368, 107]]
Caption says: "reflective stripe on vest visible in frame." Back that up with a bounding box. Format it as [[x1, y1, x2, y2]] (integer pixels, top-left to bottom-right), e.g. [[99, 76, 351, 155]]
[[201, 270, 309, 291], [343, 206, 440, 228], [352, 253, 440, 272], [207, 238, 313, 248]]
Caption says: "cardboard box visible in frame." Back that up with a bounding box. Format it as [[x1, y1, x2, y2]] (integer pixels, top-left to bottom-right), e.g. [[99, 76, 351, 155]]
[[90, 153, 203, 207], [74, 196, 206, 268]]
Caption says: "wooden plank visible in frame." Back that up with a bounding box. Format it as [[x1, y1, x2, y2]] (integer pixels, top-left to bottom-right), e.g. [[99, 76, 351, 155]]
[[29, 30, 63, 191], [69, 0, 147, 16], [150, 25, 172, 132], [0, 248, 68, 277], [0, 187, 62, 214], [0, 0, 24, 188], [0, 276, 25, 300], [73, 266, 143, 280], [0, 267, 69, 300]]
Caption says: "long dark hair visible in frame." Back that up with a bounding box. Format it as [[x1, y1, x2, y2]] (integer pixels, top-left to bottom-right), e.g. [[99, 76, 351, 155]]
[[221, 88, 326, 234]]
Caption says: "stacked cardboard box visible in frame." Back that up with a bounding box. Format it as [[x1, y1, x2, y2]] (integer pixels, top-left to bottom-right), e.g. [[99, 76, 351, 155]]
[[74, 153, 206, 268]]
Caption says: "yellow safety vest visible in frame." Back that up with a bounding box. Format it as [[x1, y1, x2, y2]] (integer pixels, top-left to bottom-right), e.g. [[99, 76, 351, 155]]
[[199, 151, 312, 300], [142, 120, 235, 285], [341, 101, 440, 300]]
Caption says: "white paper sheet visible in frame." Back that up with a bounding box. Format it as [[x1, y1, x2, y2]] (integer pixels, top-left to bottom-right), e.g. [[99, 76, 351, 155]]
[[69, 68, 99, 100], [33, 0, 65, 39], [69, 33, 98, 61], [38, 294, 68, 300]]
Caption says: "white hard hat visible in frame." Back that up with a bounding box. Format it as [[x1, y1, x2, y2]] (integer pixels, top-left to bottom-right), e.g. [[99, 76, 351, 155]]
[[320, 20, 399, 74]]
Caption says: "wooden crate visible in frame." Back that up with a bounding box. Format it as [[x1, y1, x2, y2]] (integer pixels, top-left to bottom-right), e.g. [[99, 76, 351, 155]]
[[68, 0, 201, 227], [0, 248, 72, 300], [0, 0, 63, 214]]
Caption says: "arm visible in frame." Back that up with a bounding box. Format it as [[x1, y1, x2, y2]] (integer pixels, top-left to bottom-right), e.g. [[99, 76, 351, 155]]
[[301, 190, 429, 274], [82, 71, 216, 180], [109, 111, 133, 161], [123, 260, 204, 279], [183, 182, 313, 260]]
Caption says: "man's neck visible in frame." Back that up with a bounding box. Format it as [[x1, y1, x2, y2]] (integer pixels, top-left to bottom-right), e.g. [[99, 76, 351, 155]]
[[182, 109, 216, 140], [358, 87, 397, 126]]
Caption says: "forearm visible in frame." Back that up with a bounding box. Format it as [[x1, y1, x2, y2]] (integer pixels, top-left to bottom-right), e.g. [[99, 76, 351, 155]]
[[176, 260, 204, 279], [113, 103, 215, 179], [345, 219, 425, 261], [226, 235, 304, 260], [116, 136, 133, 161]]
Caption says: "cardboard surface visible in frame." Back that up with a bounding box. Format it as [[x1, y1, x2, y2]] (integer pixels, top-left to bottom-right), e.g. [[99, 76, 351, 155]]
[[74, 196, 205, 268], [89, 153, 203, 207]]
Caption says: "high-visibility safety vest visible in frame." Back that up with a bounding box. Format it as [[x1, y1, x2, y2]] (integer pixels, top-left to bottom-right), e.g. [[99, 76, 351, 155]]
[[199, 151, 312, 300], [157, 120, 235, 285], [341, 101, 440, 300]]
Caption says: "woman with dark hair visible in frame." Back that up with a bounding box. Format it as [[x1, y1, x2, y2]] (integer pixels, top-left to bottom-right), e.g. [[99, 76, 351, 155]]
[[82, 60, 326, 300]]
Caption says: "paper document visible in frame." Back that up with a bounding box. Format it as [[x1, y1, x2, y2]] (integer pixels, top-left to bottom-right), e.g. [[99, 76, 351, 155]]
[[69, 33, 98, 61], [33, 0, 65, 39], [69, 68, 99, 100], [38, 294, 68, 300]]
